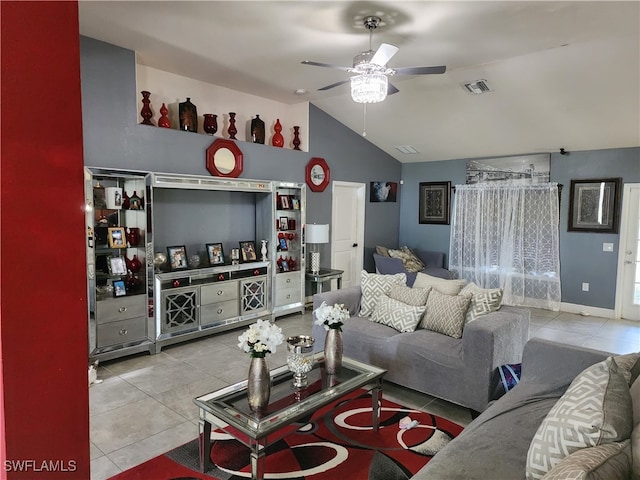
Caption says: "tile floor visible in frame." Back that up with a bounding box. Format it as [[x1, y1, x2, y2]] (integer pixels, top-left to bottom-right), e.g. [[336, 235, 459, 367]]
[[90, 308, 640, 480]]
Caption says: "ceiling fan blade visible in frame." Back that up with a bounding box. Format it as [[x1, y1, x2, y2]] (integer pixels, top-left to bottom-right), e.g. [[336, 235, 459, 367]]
[[318, 78, 351, 91], [301, 60, 352, 72], [370, 43, 399, 66], [393, 65, 447, 75], [388, 83, 399, 95]]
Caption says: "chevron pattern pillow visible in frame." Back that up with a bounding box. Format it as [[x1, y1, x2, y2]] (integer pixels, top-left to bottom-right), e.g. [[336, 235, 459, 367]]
[[359, 271, 407, 317], [371, 294, 426, 333], [460, 282, 503, 323], [539, 440, 631, 480], [390, 285, 431, 306], [526, 357, 633, 480], [420, 290, 472, 338]]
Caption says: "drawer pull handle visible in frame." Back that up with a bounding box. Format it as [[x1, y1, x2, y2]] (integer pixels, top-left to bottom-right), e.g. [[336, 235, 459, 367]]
[[119, 329, 128, 336], [217, 308, 223, 314], [119, 306, 127, 313], [286, 279, 291, 284], [217, 290, 223, 295]]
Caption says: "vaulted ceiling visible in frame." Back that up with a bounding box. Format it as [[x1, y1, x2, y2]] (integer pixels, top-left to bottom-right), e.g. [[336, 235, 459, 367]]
[[79, 1, 640, 163]]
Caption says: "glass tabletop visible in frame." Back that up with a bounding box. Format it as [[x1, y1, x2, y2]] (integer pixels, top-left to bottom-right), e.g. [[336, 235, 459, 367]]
[[194, 353, 386, 440]]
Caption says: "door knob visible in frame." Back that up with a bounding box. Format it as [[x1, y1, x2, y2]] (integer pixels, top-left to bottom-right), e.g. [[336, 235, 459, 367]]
[[352, 243, 358, 247]]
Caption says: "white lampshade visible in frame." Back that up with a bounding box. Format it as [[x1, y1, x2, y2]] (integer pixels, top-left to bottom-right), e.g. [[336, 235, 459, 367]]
[[306, 224, 329, 244]]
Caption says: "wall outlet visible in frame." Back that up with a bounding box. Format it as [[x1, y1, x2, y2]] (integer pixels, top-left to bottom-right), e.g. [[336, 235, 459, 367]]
[[603, 243, 614, 252], [582, 282, 590, 292]]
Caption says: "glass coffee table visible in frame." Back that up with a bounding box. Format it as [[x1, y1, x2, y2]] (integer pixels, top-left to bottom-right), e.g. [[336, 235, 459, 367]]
[[193, 354, 386, 480]]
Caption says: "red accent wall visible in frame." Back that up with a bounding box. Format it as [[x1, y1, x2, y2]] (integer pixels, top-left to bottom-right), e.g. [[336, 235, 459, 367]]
[[1, 2, 90, 478]]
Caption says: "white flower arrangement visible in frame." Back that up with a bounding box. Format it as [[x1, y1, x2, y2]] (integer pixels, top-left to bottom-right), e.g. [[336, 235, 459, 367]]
[[313, 301, 349, 332], [237, 319, 284, 358]]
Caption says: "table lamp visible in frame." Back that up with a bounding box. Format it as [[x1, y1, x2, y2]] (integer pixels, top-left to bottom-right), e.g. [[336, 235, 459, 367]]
[[306, 224, 329, 274]]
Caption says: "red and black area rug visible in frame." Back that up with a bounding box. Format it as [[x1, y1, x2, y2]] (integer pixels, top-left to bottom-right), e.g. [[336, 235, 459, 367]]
[[110, 390, 463, 480]]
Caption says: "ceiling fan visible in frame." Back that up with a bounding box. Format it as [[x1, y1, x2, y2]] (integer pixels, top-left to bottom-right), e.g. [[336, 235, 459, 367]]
[[302, 16, 446, 103]]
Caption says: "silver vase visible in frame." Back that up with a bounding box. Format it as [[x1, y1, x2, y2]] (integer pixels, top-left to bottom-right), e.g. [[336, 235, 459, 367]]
[[324, 328, 343, 375], [247, 356, 270, 412]]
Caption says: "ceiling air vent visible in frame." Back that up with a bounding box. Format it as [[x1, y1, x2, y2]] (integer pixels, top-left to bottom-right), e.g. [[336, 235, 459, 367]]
[[463, 79, 492, 95], [395, 145, 419, 154]]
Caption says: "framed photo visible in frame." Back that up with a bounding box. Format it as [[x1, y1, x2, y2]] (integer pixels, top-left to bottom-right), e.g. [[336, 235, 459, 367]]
[[108, 256, 127, 275], [279, 216, 289, 231], [279, 194, 291, 210], [281, 260, 290, 272], [206, 242, 225, 266], [107, 227, 127, 248], [419, 181, 451, 225], [239, 241, 257, 262], [167, 245, 188, 270], [113, 280, 127, 297], [568, 178, 621, 233], [279, 237, 288, 251], [291, 198, 300, 210]]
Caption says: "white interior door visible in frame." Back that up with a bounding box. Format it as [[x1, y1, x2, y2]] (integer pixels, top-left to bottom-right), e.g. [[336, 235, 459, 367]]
[[331, 181, 365, 289], [617, 183, 640, 320]]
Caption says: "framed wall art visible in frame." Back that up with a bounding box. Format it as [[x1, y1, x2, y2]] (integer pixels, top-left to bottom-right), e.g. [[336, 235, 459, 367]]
[[107, 227, 127, 248], [167, 245, 188, 270], [239, 241, 257, 262], [568, 178, 621, 233], [206, 242, 225, 266], [370, 181, 398, 202], [419, 181, 451, 225]]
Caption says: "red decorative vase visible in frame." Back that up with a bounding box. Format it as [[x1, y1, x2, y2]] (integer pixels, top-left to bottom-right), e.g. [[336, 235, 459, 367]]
[[179, 97, 197, 132], [228, 112, 237, 139], [127, 227, 141, 246], [292, 125, 301, 150], [158, 103, 170, 128], [129, 191, 143, 210], [272, 119, 284, 147], [140, 91, 154, 125], [127, 254, 142, 273], [203, 114, 218, 135], [251, 115, 265, 144], [126, 273, 141, 291]]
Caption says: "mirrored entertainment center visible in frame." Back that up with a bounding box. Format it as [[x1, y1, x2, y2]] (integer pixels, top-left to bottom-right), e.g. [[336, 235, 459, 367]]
[[85, 167, 306, 361]]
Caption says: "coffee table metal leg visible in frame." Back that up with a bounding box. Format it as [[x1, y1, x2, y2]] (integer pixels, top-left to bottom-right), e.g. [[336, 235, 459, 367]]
[[250, 441, 265, 480], [199, 417, 212, 472], [371, 381, 382, 432]]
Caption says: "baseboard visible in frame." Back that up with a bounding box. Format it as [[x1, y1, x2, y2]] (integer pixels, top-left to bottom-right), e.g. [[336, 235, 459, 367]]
[[560, 302, 616, 319]]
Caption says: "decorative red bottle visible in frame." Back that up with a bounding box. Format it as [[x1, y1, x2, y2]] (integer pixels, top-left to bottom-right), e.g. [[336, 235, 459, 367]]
[[272, 119, 284, 147], [292, 125, 301, 150], [228, 112, 237, 139], [158, 103, 171, 128], [127, 227, 141, 247], [140, 91, 154, 125]]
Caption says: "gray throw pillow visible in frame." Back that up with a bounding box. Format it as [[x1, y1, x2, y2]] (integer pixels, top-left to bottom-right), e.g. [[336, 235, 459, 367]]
[[540, 440, 631, 480], [420, 290, 472, 339], [413, 272, 467, 296], [460, 282, 503, 323]]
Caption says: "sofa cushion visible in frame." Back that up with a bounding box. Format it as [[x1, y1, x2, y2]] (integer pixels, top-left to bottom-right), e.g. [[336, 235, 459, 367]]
[[390, 285, 431, 306], [371, 294, 425, 333], [460, 282, 503, 323], [388, 246, 425, 273], [420, 290, 472, 339], [375, 245, 390, 257], [540, 440, 631, 480], [526, 357, 633, 480], [359, 270, 406, 317], [631, 376, 640, 480], [414, 271, 466, 295], [612, 352, 640, 385]]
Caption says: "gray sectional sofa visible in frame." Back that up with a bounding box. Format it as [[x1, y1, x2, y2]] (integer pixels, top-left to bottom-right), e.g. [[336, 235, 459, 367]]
[[312, 285, 530, 412]]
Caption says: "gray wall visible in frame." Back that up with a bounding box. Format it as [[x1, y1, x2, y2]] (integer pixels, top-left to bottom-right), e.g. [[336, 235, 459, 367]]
[[399, 148, 640, 309], [80, 36, 402, 274]]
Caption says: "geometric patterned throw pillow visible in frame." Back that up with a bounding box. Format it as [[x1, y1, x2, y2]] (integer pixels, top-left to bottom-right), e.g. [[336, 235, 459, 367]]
[[359, 270, 407, 317], [460, 282, 503, 323], [389, 284, 431, 306], [371, 294, 426, 333], [419, 290, 472, 338], [540, 440, 632, 480], [525, 357, 633, 480]]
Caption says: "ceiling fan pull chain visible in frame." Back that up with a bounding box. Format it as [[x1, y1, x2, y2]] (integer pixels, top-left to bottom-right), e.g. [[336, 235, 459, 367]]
[[362, 104, 367, 137]]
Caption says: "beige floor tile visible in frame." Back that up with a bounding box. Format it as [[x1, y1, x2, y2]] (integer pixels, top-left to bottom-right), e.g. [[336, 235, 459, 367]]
[[89, 376, 149, 417], [153, 376, 228, 420], [90, 455, 121, 480], [90, 441, 104, 461], [530, 327, 591, 347], [582, 336, 640, 355]]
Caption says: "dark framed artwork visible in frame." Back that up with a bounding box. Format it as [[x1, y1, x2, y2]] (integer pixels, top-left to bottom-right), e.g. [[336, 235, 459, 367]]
[[419, 181, 451, 225], [370, 181, 398, 202], [167, 245, 188, 270], [206, 242, 225, 266], [568, 178, 621, 233], [279, 216, 289, 231], [239, 241, 257, 262]]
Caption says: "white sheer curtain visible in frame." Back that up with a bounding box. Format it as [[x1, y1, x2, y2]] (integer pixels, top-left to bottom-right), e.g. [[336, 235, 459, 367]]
[[449, 183, 561, 310]]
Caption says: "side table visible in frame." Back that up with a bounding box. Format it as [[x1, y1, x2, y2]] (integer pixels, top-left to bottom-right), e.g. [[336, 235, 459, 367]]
[[306, 268, 344, 295]]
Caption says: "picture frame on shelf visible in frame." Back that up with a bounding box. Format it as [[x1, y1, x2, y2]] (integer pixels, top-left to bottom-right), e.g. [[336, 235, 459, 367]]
[[281, 260, 290, 272], [419, 181, 451, 225], [167, 245, 188, 270], [108, 256, 127, 275], [107, 227, 127, 248], [279, 216, 289, 231], [206, 242, 225, 266], [105, 187, 123, 209], [113, 280, 126, 297], [568, 178, 621, 233], [279, 194, 291, 210], [291, 197, 300, 210], [239, 241, 257, 262], [279, 237, 288, 251]]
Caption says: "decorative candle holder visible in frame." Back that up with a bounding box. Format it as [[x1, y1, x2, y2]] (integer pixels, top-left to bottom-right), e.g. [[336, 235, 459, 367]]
[[286, 335, 315, 388]]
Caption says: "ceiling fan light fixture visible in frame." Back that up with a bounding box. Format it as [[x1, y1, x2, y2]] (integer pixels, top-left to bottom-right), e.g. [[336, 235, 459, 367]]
[[351, 73, 388, 103]]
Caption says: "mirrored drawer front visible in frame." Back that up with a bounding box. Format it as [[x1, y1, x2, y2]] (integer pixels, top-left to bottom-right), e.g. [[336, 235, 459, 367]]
[[200, 300, 239, 325], [96, 296, 146, 324], [200, 281, 238, 305], [97, 316, 146, 347], [275, 286, 301, 307], [275, 272, 301, 291]]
